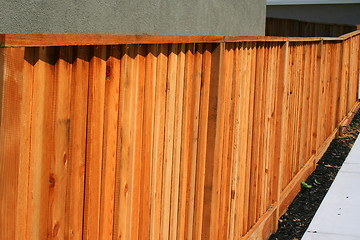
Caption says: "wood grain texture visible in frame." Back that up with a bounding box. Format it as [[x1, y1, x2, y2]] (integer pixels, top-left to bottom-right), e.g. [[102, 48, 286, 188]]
[[49, 47, 72, 240], [275, 41, 289, 223], [192, 43, 213, 240], [1, 32, 359, 240], [0, 47, 25, 239], [83, 45, 107, 239], [99, 45, 121, 240], [150, 44, 168, 240], [175, 43, 194, 240], [129, 44, 146, 240], [16, 47, 34, 240], [66, 46, 89, 239], [30, 47, 56, 239], [218, 42, 234, 240], [187, 43, 203, 240], [169, 43, 185, 240], [1, 30, 359, 47], [201, 43, 221, 240], [113, 44, 132, 240], [138, 44, 158, 239], [161, 43, 178, 240], [208, 42, 226, 240], [228, 42, 243, 240], [0, 34, 224, 47]]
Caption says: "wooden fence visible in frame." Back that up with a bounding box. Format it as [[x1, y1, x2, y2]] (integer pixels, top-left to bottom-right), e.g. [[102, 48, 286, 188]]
[[266, 17, 357, 37], [0, 31, 359, 240]]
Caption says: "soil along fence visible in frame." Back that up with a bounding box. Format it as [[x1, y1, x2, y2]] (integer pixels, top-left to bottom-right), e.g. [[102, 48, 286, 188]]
[[0, 32, 359, 240], [266, 17, 357, 37]]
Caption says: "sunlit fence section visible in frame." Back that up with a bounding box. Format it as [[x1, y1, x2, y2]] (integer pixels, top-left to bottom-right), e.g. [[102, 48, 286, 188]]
[[0, 31, 359, 239]]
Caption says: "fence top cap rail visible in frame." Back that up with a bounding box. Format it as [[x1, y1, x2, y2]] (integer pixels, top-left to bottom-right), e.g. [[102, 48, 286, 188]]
[[0, 34, 226, 47], [0, 34, 292, 46], [339, 30, 360, 39], [0, 31, 359, 47]]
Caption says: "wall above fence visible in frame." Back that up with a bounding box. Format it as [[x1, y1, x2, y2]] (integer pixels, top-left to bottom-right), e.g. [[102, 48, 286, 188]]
[[0, 0, 266, 36]]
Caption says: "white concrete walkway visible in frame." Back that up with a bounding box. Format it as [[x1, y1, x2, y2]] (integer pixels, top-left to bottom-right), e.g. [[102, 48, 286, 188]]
[[302, 135, 360, 240]]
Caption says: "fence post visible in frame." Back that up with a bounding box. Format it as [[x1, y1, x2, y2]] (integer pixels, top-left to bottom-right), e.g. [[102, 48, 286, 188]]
[[337, 41, 346, 125], [313, 40, 324, 161], [201, 41, 225, 240], [275, 40, 289, 224], [348, 36, 360, 111]]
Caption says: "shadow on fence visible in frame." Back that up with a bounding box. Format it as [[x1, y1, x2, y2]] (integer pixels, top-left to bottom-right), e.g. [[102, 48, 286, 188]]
[[266, 17, 357, 37]]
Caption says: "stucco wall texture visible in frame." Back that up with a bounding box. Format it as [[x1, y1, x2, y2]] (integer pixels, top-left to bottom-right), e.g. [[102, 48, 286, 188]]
[[0, 0, 266, 36], [267, 4, 360, 25]]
